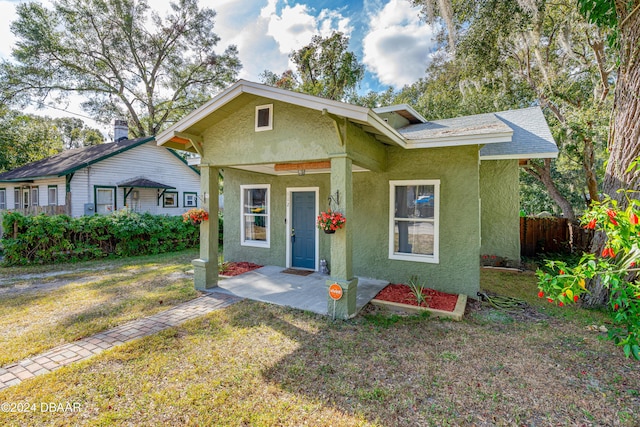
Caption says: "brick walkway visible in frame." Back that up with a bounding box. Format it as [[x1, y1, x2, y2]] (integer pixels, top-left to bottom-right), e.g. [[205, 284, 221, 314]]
[[0, 292, 241, 391]]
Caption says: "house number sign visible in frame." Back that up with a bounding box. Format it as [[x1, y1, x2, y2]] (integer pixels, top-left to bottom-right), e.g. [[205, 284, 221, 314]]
[[328, 283, 343, 300]]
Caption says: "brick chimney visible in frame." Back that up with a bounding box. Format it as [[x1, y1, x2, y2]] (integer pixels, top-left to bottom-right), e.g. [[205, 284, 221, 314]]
[[114, 119, 129, 142]]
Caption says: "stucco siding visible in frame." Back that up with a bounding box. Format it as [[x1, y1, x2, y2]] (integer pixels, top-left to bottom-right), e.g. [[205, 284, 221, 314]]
[[202, 99, 342, 166], [222, 145, 482, 298], [479, 160, 520, 262], [351, 145, 481, 297]]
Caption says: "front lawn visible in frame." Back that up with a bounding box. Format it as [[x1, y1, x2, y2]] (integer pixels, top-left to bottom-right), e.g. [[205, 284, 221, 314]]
[[0, 250, 200, 366], [0, 264, 638, 425]]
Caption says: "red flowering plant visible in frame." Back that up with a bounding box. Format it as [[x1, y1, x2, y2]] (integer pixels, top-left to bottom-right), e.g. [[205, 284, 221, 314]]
[[536, 193, 640, 360], [182, 208, 209, 225], [316, 209, 346, 232]]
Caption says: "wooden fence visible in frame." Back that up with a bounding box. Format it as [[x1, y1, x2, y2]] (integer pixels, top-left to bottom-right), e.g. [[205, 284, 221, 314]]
[[520, 217, 594, 257], [0, 205, 69, 239]]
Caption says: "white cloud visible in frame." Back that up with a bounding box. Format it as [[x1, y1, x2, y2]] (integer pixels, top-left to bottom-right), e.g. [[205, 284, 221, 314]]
[[363, 0, 437, 87]]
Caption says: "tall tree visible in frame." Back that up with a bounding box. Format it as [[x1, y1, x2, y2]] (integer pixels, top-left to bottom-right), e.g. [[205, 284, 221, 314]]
[[54, 117, 104, 150], [410, 0, 613, 221], [261, 32, 364, 101], [0, 109, 64, 173], [576, 0, 640, 306], [0, 0, 240, 137]]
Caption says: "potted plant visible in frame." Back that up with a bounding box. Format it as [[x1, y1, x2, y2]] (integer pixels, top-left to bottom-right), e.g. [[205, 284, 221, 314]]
[[182, 208, 209, 225], [316, 209, 346, 234]]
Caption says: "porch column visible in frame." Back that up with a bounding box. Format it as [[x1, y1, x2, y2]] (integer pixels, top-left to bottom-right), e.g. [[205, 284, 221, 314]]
[[326, 155, 358, 319], [193, 166, 219, 290]]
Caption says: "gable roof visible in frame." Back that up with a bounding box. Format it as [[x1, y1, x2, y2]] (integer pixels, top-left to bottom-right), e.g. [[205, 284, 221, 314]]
[[0, 136, 156, 182], [479, 107, 559, 159], [156, 79, 557, 160]]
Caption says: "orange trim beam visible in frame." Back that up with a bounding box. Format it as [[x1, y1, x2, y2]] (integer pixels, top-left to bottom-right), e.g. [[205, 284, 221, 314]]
[[274, 161, 331, 171]]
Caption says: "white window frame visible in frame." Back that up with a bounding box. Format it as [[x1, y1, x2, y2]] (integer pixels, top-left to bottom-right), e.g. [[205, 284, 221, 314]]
[[163, 191, 178, 208], [0, 188, 5, 210], [184, 192, 198, 208], [389, 179, 440, 263], [48, 186, 58, 206], [31, 186, 39, 207], [241, 184, 270, 248], [95, 187, 116, 214], [14, 188, 21, 209], [255, 104, 273, 132]]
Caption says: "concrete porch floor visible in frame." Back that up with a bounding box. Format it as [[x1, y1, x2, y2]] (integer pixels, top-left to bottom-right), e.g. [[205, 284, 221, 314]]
[[209, 265, 389, 316]]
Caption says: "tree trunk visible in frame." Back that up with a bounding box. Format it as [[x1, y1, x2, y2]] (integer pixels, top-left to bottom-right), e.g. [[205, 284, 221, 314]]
[[584, 1, 640, 307], [524, 158, 576, 220]]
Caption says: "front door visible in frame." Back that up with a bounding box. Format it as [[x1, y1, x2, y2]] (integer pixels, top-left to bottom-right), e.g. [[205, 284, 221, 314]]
[[291, 191, 316, 269]]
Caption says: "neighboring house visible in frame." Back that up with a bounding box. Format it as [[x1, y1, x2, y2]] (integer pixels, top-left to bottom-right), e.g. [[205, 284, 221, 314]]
[[157, 80, 558, 315], [0, 132, 201, 218]]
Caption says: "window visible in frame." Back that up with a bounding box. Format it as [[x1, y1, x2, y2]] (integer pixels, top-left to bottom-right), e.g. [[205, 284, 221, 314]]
[[31, 187, 39, 207], [22, 188, 29, 209], [14, 188, 20, 209], [95, 186, 116, 214], [241, 184, 270, 247], [184, 192, 198, 207], [389, 180, 439, 263], [163, 191, 178, 208], [0, 189, 5, 210], [255, 104, 273, 131], [48, 186, 58, 206]]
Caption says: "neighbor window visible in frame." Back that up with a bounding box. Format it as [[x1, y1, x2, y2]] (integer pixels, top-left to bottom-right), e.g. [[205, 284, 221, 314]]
[[14, 188, 20, 209], [184, 192, 198, 207], [95, 186, 116, 214], [255, 104, 273, 131], [163, 191, 178, 208], [389, 180, 440, 263], [31, 187, 39, 207], [48, 186, 58, 206], [0, 189, 5, 210], [241, 184, 270, 247]]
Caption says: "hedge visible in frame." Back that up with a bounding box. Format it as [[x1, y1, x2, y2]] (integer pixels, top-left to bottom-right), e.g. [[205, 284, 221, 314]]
[[0, 209, 221, 266]]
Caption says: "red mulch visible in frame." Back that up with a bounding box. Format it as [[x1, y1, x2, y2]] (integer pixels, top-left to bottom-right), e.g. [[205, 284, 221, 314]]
[[221, 262, 262, 276], [373, 284, 458, 312]]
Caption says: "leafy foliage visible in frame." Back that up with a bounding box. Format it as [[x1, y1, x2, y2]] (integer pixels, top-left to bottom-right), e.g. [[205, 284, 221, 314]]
[[537, 195, 640, 359], [0, 0, 240, 137], [407, 0, 613, 219], [1, 210, 200, 266], [261, 32, 364, 101], [0, 108, 65, 173]]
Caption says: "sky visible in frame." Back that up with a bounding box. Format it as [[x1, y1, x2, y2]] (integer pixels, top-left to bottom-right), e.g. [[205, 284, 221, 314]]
[[0, 0, 439, 132]]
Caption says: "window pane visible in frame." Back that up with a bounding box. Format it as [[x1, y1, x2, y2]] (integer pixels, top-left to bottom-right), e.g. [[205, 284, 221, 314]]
[[395, 185, 435, 219], [0, 190, 5, 209], [244, 215, 267, 241], [257, 108, 270, 128], [31, 188, 38, 206], [244, 188, 267, 215], [394, 221, 434, 255], [48, 188, 57, 205], [97, 189, 113, 204], [164, 192, 177, 207]]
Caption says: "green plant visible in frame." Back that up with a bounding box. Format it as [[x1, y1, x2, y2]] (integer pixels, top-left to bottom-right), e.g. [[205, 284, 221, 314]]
[[537, 192, 640, 360], [407, 275, 428, 306], [1, 211, 199, 266]]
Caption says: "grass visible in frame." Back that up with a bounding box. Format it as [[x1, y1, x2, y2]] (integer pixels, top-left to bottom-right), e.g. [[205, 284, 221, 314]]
[[0, 249, 200, 366], [1, 261, 639, 426]]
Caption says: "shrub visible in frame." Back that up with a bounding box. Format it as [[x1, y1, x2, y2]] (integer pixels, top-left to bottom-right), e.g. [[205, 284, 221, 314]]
[[1, 210, 200, 266]]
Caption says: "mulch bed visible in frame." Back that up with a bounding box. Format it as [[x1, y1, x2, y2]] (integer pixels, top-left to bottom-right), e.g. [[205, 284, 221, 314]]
[[220, 262, 262, 277], [373, 283, 458, 312]]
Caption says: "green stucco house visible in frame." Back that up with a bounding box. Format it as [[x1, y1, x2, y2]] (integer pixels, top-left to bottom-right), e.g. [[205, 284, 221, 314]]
[[157, 80, 557, 316]]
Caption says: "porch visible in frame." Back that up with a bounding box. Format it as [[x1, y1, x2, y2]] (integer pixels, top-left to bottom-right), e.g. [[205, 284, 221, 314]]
[[211, 265, 389, 316]]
